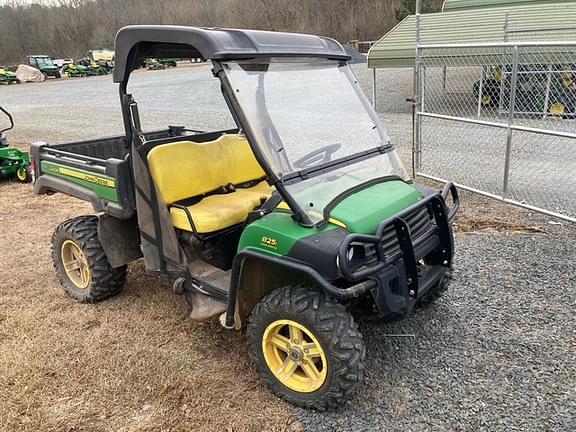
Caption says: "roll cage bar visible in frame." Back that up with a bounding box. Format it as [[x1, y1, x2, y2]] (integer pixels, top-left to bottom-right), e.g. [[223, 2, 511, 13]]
[[115, 25, 352, 228]]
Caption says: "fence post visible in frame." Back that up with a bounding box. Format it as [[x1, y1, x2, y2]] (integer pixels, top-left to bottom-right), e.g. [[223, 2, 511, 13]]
[[502, 45, 519, 199], [412, 0, 422, 177], [476, 66, 484, 118], [498, 13, 510, 115], [372, 67, 377, 110], [542, 64, 553, 119]]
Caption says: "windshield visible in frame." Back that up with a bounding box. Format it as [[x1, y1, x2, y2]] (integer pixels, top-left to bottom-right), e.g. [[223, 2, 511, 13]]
[[223, 59, 407, 218], [36, 57, 54, 67]]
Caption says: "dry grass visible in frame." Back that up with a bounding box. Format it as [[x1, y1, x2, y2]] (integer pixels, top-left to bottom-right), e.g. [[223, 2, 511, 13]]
[[417, 177, 553, 234], [0, 179, 297, 432]]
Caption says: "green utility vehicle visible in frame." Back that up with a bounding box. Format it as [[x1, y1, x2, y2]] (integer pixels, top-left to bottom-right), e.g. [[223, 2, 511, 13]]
[[27, 55, 61, 79], [1, 106, 32, 182], [32, 26, 459, 410]]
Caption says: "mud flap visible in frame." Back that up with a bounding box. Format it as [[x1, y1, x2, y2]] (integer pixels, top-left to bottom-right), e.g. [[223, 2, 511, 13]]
[[97, 214, 143, 268]]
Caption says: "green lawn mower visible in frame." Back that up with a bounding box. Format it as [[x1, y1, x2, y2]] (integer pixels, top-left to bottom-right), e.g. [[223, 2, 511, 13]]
[[0, 106, 32, 183], [77, 58, 110, 76], [0, 67, 19, 85], [473, 64, 576, 116], [62, 63, 88, 78], [160, 58, 178, 67], [146, 58, 166, 70]]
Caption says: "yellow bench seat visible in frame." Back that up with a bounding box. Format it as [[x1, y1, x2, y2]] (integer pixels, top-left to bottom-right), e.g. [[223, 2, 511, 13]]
[[148, 134, 273, 234], [170, 181, 272, 233]]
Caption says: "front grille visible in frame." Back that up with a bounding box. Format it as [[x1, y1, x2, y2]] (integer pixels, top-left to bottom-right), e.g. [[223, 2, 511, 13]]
[[355, 206, 434, 270], [379, 206, 435, 261]]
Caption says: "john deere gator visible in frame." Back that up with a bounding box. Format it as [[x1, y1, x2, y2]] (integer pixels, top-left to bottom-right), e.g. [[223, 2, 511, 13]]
[[31, 25, 459, 410]]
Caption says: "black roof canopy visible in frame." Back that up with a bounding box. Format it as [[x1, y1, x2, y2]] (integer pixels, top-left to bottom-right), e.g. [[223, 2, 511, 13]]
[[113, 25, 349, 82]]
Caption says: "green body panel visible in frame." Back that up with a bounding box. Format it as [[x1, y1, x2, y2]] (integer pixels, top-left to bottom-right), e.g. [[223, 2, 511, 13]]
[[0, 147, 29, 175], [238, 211, 338, 257], [238, 181, 422, 255], [40, 160, 118, 202], [330, 181, 422, 234]]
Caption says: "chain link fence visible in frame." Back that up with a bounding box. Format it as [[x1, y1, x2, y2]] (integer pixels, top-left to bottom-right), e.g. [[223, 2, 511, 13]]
[[414, 42, 576, 222]]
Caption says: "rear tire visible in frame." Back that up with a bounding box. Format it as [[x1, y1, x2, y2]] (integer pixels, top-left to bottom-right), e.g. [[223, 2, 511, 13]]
[[51, 215, 127, 302], [246, 285, 365, 410]]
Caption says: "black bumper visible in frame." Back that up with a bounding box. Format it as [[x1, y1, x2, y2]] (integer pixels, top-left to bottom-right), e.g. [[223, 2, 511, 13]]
[[337, 182, 459, 315]]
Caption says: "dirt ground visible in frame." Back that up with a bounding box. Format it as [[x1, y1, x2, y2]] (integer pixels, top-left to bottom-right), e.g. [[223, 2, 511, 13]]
[[0, 142, 570, 432], [0, 170, 297, 431]]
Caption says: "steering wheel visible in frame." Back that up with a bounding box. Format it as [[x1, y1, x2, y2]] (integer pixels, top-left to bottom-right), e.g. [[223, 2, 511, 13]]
[[293, 143, 341, 169]]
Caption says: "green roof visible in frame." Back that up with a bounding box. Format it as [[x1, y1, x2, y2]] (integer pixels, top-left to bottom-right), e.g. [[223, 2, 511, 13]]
[[368, 1, 576, 68], [442, 0, 573, 12]]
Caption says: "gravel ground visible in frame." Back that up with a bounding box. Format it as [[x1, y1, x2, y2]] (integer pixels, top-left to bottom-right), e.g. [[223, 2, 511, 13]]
[[295, 229, 576, 432]]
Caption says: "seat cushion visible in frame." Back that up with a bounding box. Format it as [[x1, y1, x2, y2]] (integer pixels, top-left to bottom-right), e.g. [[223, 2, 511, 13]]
[[170, 181, 273, 233], [147, 134, 266, 206]]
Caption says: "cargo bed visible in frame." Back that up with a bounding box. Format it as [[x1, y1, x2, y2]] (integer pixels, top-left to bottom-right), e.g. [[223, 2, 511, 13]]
[[31, 127, 187, 219]]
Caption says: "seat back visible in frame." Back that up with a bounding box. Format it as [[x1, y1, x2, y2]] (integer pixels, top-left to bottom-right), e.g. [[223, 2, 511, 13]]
[[147, 134, 265, 205]]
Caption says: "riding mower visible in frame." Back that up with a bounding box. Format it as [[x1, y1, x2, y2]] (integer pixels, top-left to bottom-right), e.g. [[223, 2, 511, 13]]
[[145, 58, 166, 70], [32, 26, 459, 410], [160, 58, 178, 68], [0, 67, 19, 85], [473, 66, 507, 108], [77, 57, 110, 76], [0, 106, 32, 183], [62, 63, 88, 78], [473, 64, 576, 116]]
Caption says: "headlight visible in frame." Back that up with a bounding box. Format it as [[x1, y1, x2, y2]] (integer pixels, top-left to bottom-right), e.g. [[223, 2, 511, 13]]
[[338, 244, 366, 271], [346, 247, 355, 262]]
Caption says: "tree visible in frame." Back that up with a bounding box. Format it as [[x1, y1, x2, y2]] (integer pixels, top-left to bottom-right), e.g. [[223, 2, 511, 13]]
[[395, 0, 441, 22]]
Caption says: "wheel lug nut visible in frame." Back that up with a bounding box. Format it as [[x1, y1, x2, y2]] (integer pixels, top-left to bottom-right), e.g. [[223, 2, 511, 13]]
[[303, 348, 309, 354]]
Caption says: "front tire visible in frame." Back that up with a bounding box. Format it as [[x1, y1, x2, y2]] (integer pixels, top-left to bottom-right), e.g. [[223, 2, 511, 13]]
[[246, 285, 365, 410], [51, 216, 127, 302]]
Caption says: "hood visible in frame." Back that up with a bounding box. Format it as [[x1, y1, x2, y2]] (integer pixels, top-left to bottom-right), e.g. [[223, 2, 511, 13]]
[[330, 180, 422, 234]]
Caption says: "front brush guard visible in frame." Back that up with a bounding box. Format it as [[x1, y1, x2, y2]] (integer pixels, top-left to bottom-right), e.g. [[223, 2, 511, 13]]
[[337, 182, 459, 310]]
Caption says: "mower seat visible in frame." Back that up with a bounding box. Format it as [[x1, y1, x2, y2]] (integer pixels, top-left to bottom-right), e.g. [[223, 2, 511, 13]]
[[147, 134, 273, 234]]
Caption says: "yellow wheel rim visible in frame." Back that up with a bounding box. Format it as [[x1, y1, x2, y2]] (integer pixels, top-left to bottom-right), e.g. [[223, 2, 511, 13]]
[[262, 319, 327, 393], [16, 168, 27, 181], [482, 95, 491, 106], [550, 102, 565, 115], [494, 67, 503, 82], [61, 240, 90, 289]]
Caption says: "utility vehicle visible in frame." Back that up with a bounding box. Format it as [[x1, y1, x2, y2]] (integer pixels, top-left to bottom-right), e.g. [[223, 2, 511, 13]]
[[27, 55, 61, 79], [32, 25, 459, 410], [1, 106, 32, 182]]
